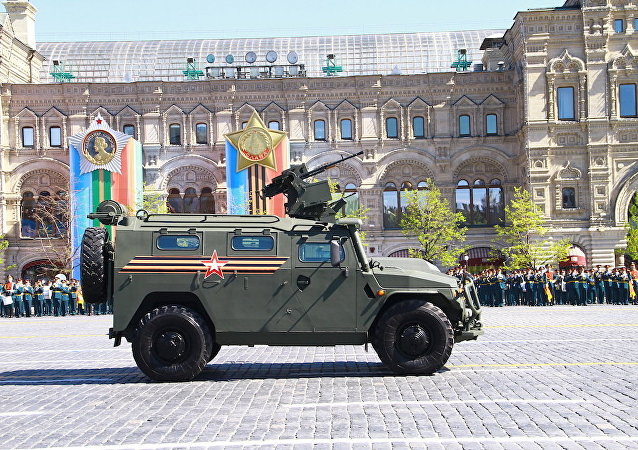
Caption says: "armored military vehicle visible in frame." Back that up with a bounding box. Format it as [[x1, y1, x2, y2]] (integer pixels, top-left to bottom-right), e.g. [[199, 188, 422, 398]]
[[81, 152, 482, 381]]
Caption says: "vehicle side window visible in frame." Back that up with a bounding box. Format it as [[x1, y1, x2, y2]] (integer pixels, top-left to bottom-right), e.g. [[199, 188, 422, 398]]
[[299, 242, 345, 263], [156, 235, 200, 251], [231, 236, 274, 251]]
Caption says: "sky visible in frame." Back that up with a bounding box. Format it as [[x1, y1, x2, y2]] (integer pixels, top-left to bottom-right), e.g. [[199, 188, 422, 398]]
[[32, 0, 561, 42]]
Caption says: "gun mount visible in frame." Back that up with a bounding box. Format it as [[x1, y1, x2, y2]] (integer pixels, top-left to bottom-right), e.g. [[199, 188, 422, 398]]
[[262, 151, 363, 222]]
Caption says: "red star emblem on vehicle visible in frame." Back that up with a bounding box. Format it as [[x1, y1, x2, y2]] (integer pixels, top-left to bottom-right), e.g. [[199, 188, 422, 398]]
[[202, 250, 229, 279], [96, 118, 102, 124]]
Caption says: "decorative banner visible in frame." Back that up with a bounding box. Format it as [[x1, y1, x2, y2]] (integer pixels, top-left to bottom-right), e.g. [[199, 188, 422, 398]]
[[68, 113, 143, 279], [224, 112, 290, 216]]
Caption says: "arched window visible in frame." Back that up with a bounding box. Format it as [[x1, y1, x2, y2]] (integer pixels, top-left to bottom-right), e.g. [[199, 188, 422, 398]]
[[167, 188, 183, 213], [195, 123, 208, 144], [183, 187, 199, 213], [49, 126, 62, 147], [459, 115, 471, 136], [386, 117, 398, 138], [486, 114, 498, 135], [21, 127, 34, 147], [268, 121, 280, 130], [20, 192, 37, 238], [241, 121, 248, 129], [123, 124, 135, 137], [383, 182, 416, 229], [167, 187, 217, 213], [314, 119, 326, 141], [412, 116, 425, 139], [455, 178, 504, 226], [562, 187, 576, 209], [200, 187, 215, 213], [383, 182, 399, 229], [340, 119, 352, 140], [169, 123, 181, 145], [417, 181, 428, 190]]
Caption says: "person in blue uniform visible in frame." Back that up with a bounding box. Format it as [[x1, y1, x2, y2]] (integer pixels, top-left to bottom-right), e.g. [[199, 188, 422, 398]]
[[60, 279, 70, 316], [495, 269, 506, 307], [12, 279, 24, 317], [611, 268, 621, 305], [594, 266, 605, 304], [603, 265, 614, 305], [33, 280, 44, 317], [51, 276, 63, 316], [618, 267, 630, 305], [22, 280, 33, 317], [69, 279, 78, 315], [554, 269, 565, 305]]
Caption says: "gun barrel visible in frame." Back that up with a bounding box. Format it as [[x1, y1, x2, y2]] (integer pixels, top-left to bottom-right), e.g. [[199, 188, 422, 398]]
[[300, 151, 363, 180]]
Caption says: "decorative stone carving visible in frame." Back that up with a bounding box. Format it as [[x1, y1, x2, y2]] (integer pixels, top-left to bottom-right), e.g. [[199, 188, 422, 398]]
[[556, 161, 582, 180]]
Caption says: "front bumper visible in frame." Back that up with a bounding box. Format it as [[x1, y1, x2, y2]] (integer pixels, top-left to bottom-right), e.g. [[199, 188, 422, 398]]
[[455, 280, 483, 342]]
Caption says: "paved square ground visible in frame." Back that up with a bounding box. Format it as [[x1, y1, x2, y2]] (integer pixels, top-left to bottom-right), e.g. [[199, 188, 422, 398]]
[[0, 306, 637, 449]]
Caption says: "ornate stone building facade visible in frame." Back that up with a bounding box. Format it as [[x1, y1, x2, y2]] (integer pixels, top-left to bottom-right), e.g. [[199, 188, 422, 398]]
[[1, 0, 637, 277]]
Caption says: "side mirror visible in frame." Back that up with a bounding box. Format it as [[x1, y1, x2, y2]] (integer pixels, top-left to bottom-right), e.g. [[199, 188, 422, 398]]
[[330, 239, 342, 267]]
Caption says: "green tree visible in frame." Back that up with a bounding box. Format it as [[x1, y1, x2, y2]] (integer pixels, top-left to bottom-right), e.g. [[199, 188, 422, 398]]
[[399, 179, 466, 267], [142, 188, 168, 214], [494, 187, 571, 270], [624, 192, 638, 261], [328, 179, 370, 243]]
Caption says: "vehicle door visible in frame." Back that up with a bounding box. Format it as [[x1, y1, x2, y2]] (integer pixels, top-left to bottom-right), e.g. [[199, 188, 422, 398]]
[[290, 229, 357, 331], [200, 230, 295, 333]]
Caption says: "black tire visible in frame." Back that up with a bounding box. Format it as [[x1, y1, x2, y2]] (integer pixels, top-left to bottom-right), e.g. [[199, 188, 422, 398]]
[[372, 300, 453, 375], [80, 227, 109, 304], [132, 305, 212, 382], [208, 342, 222, 362]]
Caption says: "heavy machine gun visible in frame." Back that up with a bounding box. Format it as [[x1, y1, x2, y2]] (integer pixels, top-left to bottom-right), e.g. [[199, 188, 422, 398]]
[[262, 151, 363, 222]]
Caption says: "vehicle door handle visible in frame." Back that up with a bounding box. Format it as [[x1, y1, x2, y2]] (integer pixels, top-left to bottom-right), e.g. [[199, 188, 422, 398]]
[[297, 275, 311, 291]]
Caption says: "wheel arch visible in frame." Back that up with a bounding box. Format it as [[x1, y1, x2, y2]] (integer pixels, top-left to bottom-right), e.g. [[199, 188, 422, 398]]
[[369, 292, 459, 340], [123, 291, 216, 342]]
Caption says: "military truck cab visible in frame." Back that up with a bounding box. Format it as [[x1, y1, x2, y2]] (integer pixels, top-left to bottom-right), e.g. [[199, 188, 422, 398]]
[[81, 155, 482, 381]]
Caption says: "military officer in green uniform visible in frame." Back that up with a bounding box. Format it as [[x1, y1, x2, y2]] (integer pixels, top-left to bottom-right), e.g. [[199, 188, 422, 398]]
[[33, 280, 44, 317], [69, 279, 78, 315], [60, 279, 70, 316], [51, 275, 63, 316], [13, 279, 24, 317]]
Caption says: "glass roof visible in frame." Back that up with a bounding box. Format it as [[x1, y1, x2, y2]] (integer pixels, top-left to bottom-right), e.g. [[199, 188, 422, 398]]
[[37, 30, 502, 83]]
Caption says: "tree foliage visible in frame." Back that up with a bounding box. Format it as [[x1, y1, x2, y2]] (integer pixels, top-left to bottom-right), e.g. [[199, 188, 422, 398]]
[[494, 187, 571, 269], [328, 179, 370, 243], [399, 179, 466, 267], [625, 192, 638, 261]]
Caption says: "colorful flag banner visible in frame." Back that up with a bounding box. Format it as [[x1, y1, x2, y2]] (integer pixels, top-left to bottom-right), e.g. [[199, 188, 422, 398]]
[[68, 113, 143, 279], [225, 112, 289, 216]]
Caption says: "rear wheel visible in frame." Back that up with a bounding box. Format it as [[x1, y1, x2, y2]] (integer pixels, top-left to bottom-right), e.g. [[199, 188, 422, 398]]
[[132, 305, 212, 381], [372, 300, 453, 375]]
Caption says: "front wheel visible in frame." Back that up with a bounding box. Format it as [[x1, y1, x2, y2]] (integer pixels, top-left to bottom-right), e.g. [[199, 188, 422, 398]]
[[132, 305, 212, 382], [372, 300, 453, 375]]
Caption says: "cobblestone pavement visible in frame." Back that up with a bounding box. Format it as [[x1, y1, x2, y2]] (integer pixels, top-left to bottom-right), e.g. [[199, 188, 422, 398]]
[[0, 306, 637, 449]]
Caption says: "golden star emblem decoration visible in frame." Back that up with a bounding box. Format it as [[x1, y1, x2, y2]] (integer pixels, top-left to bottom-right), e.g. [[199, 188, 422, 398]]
[[224, 111, 286, 172]]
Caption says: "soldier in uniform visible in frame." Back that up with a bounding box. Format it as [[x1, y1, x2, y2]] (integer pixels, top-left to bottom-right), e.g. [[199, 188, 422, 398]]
[[60, 279, 70, 316], [42, 280, 52, 316], [594, 265, 605, 304], [611, 268, 621, 305], [51, 275, 63, 316], [22, 280, 33, 317], [535, 268, 546, 306], [13, 279, 24, 317], [495, 269, 506, 307], [33, 280, 44, 317], [576, 267, 589, 306], [554, 269, 565, 305], [618, 267, 630, 305], [565, 268, 577, 305], [603, 265, 614, 305], [69, 279, 78, 315], [587, 269, 596, 304]]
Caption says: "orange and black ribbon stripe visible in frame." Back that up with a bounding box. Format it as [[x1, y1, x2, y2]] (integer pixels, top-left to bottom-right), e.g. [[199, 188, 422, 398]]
[[120, 255, 288, 275]]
